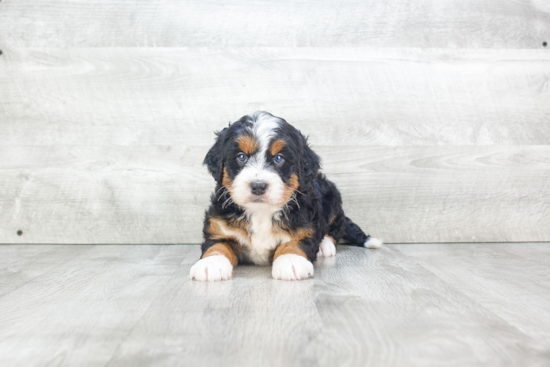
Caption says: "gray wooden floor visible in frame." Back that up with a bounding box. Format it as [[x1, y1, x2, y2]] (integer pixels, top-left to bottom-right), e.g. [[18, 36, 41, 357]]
[[0, 243, 549, 367]]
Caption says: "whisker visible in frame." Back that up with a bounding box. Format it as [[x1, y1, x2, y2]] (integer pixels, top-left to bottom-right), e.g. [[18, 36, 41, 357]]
[[279, 201, 291, 222], [216, 185, 232, 201], [283, 184, 304, 197], [222, 196, 234, 209], [282, 208, 290, 222], [293, 188, 304, 196], [217, 190, 228, 201], [290, 193, 300, 209]]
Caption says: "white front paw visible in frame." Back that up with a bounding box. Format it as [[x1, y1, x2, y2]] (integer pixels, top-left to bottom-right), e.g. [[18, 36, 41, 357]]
[[272, 254, 314, 281], [190, 255, 233, 281], [317, 236, 336, 258]]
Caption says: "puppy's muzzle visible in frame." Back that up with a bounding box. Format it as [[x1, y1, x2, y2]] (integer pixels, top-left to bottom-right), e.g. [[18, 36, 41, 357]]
[[250, 181, 268, 196]]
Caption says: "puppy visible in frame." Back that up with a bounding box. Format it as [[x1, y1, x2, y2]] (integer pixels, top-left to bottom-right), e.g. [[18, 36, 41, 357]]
[[190, 111, 382, 281]]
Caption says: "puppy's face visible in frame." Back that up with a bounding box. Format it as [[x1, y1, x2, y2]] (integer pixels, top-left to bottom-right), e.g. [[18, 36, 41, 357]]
[[204, 112, 320, 210]]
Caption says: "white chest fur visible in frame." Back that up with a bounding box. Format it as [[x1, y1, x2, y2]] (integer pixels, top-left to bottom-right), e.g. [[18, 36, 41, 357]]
[[243, 205, 291, 265]]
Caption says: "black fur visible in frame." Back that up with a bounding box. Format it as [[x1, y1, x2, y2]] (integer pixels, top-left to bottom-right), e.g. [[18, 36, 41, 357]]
[[201, 112, 372, 264]]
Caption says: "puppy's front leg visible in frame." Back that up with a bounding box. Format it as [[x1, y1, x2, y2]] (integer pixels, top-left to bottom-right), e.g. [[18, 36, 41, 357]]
[[190, 242, 237, 281], [272, 241, 314, 281]]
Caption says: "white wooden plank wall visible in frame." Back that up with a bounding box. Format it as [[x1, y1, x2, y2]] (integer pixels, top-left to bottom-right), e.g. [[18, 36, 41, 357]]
[[1, 1, 549, 48], [0, 1, 549, 244]]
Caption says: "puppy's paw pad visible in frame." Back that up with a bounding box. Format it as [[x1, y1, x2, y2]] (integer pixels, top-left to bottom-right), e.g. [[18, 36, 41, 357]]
[[190, 255, 233, 281], [364, 237, 383, 249], [272, 254, 314, 281], [317, 236, 336, 258]]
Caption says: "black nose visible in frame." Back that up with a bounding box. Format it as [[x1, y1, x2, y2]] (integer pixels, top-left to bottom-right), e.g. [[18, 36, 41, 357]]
[[250, 181, 268, 196]]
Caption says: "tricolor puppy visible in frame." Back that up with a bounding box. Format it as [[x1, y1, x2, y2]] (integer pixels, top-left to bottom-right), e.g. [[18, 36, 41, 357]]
[[190, 111, 382, 281]]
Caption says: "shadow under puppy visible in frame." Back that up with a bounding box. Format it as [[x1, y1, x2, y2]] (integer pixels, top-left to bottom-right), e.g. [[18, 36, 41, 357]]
[[190, 111, 382, 281]]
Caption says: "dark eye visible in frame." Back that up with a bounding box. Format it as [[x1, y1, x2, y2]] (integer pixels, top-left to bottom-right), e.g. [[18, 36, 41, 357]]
[[237, 153, 248, 163], [274, 154, 284, 164]]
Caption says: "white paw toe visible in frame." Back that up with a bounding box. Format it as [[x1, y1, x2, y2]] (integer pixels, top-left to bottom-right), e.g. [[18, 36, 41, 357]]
[[272, 254, 314, 281], [190, 255, 233, 281], [317, 236, 336, 258], [364, 237, 383, 249]]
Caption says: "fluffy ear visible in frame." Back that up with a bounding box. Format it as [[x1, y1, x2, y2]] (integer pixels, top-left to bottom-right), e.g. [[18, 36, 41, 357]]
[[300, 136, 321, 186], [203, 128, 228, 182]]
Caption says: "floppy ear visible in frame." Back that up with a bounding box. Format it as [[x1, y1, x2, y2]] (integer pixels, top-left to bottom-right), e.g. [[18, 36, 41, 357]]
[[300, 135, 321, 186], [203, 128, 228, 182]]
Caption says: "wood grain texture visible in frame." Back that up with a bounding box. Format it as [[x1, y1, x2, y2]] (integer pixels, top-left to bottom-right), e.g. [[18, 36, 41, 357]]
[[0, 244, 192, 367], [397, 243, 550, 343], [1, 145, 549, 244], [1, 244, 549, 366], [0, 245, 93, 298], [0, 0, 549, 48], [1, 47, 550, 146]]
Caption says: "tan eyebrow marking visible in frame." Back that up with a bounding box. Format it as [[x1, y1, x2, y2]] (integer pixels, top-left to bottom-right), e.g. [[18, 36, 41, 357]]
[[270, 139, 286, 156], [237, 135, 258, 155]]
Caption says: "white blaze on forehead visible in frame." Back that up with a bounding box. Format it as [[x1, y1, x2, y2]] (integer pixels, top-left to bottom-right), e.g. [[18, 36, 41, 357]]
[[230, 112, 286, 208], [229, 112, 290, 265], [250, 111, 281, 159]]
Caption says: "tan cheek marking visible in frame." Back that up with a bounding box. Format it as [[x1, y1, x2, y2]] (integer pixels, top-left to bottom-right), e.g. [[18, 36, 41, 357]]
[[208, 217, 251, 245], [238, 135, 258, 155], [222, 167, 234, 191], [273, 240, 308, 261], [270, 139, 286, 156], [328, 215, 336, 225], [278, 173, 300, 206], [203, 243, 238, 267]]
